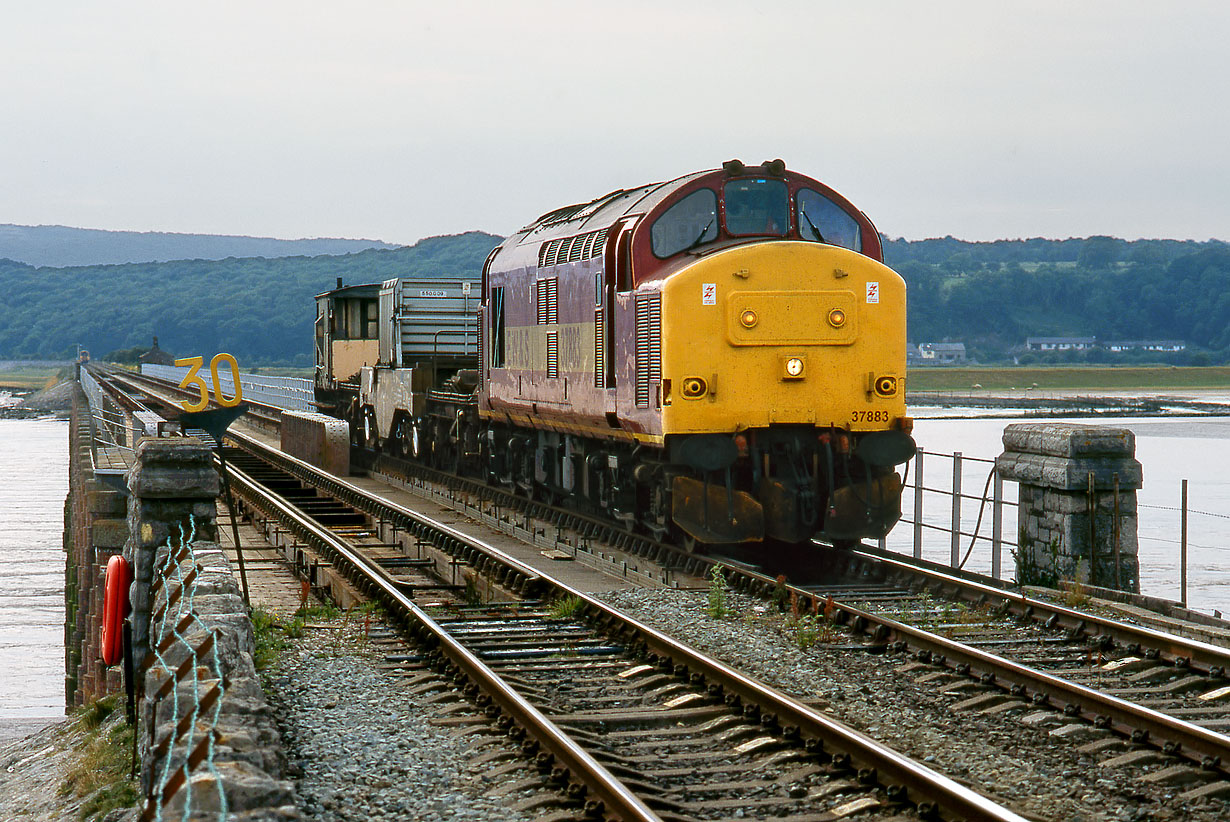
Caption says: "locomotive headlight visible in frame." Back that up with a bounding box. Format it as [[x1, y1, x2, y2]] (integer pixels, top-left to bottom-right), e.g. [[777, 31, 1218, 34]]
[[874, 375, 898, 396], [681, 376, 708, 398], [784, 357, 805, 379], [740, 309, 758, 328], [828, 308, 847, 328]]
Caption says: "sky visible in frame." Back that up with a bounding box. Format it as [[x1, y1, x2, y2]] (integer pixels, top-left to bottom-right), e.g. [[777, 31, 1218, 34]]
[[1, 1, 1227, 245]]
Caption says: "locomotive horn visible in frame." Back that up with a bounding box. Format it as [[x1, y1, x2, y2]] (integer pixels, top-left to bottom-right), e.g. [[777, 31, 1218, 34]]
[[764, 158, 786, 176], [722, 159, 745, 176]]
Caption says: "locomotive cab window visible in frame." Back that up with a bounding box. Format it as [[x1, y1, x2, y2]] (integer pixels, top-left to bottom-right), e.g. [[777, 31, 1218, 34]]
[[651, 188, 718, 258], [724, 178, 788, 237], [797, 188, 862, 252]]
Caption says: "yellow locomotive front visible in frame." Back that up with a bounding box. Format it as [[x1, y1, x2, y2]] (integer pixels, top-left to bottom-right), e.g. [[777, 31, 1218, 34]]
[[659, 241, 912, 544], [614, 161, 915, 546]]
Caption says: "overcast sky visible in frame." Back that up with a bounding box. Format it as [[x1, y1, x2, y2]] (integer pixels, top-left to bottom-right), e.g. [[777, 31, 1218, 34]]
[[2, 2, 1226, 245]]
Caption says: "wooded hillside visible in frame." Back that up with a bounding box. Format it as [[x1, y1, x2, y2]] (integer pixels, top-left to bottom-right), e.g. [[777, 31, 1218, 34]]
[[1, 231, 1226, 365]]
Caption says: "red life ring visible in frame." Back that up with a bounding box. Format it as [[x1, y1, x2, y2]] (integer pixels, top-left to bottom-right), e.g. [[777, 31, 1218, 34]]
[[101, 555, 132, 666]]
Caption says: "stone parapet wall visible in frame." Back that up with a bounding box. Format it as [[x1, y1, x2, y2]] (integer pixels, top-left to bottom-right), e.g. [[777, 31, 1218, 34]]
[[997, 423, 1141, 592], [140, 538, 301, 819], [124, 438, 220, 665], [123, 438, 301, 819], [64, 385, 126, 708], [63, 412, 301, 817]]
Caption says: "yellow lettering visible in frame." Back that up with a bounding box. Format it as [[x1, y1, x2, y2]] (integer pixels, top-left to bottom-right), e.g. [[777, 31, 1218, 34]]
[[175, 353, 244, 411], [210, 353, 243, 407], [175, 356, 210, 412]]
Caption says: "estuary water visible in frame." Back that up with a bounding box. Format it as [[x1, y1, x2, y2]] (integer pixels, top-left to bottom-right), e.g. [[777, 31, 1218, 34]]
[[0, 417, 68, 721]]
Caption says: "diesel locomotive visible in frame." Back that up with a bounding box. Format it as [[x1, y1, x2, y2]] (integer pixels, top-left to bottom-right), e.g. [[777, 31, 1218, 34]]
[[315, 160, 915, 547]]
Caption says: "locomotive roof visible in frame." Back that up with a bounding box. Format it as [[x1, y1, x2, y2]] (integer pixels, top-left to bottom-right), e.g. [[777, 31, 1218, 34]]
[[491, 163, 879, 272], [492, 171, 709, 269]]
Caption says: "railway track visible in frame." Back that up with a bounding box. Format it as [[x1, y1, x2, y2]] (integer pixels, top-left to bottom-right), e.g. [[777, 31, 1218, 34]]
[[215, 426, 1022, 820], [97, 365, 1230, 812]]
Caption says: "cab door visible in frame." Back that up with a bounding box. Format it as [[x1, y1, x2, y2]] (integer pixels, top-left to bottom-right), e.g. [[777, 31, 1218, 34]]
[[603, 216, 638, 417]]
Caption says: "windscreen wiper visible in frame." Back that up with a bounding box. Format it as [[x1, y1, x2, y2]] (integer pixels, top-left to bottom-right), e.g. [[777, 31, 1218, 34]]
[[685, 218, 715, 252], [801, 210, 825, 242]]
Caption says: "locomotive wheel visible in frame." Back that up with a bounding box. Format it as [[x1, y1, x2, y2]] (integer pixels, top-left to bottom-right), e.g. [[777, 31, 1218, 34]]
[[389, 419, 409, 459], [362, 408, 379, 452]]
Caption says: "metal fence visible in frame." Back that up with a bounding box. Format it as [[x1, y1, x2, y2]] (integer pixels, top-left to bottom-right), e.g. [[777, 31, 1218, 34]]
[[80, 366, 134, 455], [881, 448, 1019, 582], [141, 364, 316, 412], [881, 445, 1225, 613]]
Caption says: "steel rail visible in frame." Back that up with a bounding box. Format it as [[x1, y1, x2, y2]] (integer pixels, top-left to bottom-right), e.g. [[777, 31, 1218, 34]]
[[224, 428, 547, 594], [850, 546, 1230, 676], [731, 562, 1230, 777], [552, 582, 1028, 822], [224, 432, 1027, 821], [222, 461, 663, 822]]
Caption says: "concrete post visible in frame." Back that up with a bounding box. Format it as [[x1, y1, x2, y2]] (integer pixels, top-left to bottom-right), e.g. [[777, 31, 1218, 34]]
[[996, 423, 1141, 592], [124, 439, 219, 664]]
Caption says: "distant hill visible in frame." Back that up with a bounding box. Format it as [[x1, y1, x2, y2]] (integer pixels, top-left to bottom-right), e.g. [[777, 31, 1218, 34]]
[[3, 229, 1229, 367], [0, 231, 504, 365], [0, 223, 400, 268]]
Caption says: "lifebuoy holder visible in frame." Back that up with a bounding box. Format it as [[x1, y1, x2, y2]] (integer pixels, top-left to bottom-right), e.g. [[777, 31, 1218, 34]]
[[101, 555, 132, 666]]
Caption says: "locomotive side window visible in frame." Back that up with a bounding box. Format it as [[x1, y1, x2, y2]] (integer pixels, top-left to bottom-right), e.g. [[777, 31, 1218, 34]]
[[724, 178, 788, 237], [490, 287, 506, 367], [797, 188, 862, 252], [651, 188, 718, 258]]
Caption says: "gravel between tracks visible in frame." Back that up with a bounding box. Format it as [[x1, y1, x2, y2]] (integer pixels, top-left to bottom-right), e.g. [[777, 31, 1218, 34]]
[[600, 589, 1229, 822], [263, 622, 541, 822]]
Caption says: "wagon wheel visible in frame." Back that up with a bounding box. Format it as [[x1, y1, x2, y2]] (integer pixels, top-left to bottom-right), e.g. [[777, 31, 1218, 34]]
[[388, 418, 408, 459], [362, 407, 380, 452]]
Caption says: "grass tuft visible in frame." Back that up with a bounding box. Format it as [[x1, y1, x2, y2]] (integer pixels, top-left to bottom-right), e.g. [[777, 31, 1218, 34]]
[[60, 697, 139, 820], [707, 565, 729, 619], [548, 595, 584, 620]]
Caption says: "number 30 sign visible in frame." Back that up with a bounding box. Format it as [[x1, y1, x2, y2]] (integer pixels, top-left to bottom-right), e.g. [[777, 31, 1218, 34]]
[[174, 354, 244, 412]]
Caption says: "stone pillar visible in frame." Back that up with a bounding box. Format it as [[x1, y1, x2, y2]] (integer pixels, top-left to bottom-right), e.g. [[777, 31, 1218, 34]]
[[124, 439, 219, 664], [996, 423, 1141, 592]]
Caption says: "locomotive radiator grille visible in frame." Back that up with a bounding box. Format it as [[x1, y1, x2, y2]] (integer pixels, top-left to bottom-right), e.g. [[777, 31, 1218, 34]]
[[537, 227, 609, 268], [634, 293, 661, 407], [535, 278, 559, 324], [546, 332, 559, 379], [593, 308, 604, 387]]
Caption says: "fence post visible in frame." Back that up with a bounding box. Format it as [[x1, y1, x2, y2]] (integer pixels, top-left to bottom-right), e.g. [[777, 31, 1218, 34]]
[[951, 452, 962, 568], [1181, 479, 1188, 608], [913, 449, 924, 559], [992, 468, 1003, 579]]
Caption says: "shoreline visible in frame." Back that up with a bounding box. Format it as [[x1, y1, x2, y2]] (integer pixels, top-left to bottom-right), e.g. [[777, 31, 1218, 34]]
[[907, 387, 1230, 417]]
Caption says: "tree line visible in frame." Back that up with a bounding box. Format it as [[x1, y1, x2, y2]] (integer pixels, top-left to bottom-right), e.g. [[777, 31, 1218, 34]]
[[893, 239, 1230, 363], [0, 231, 1226, 366]]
